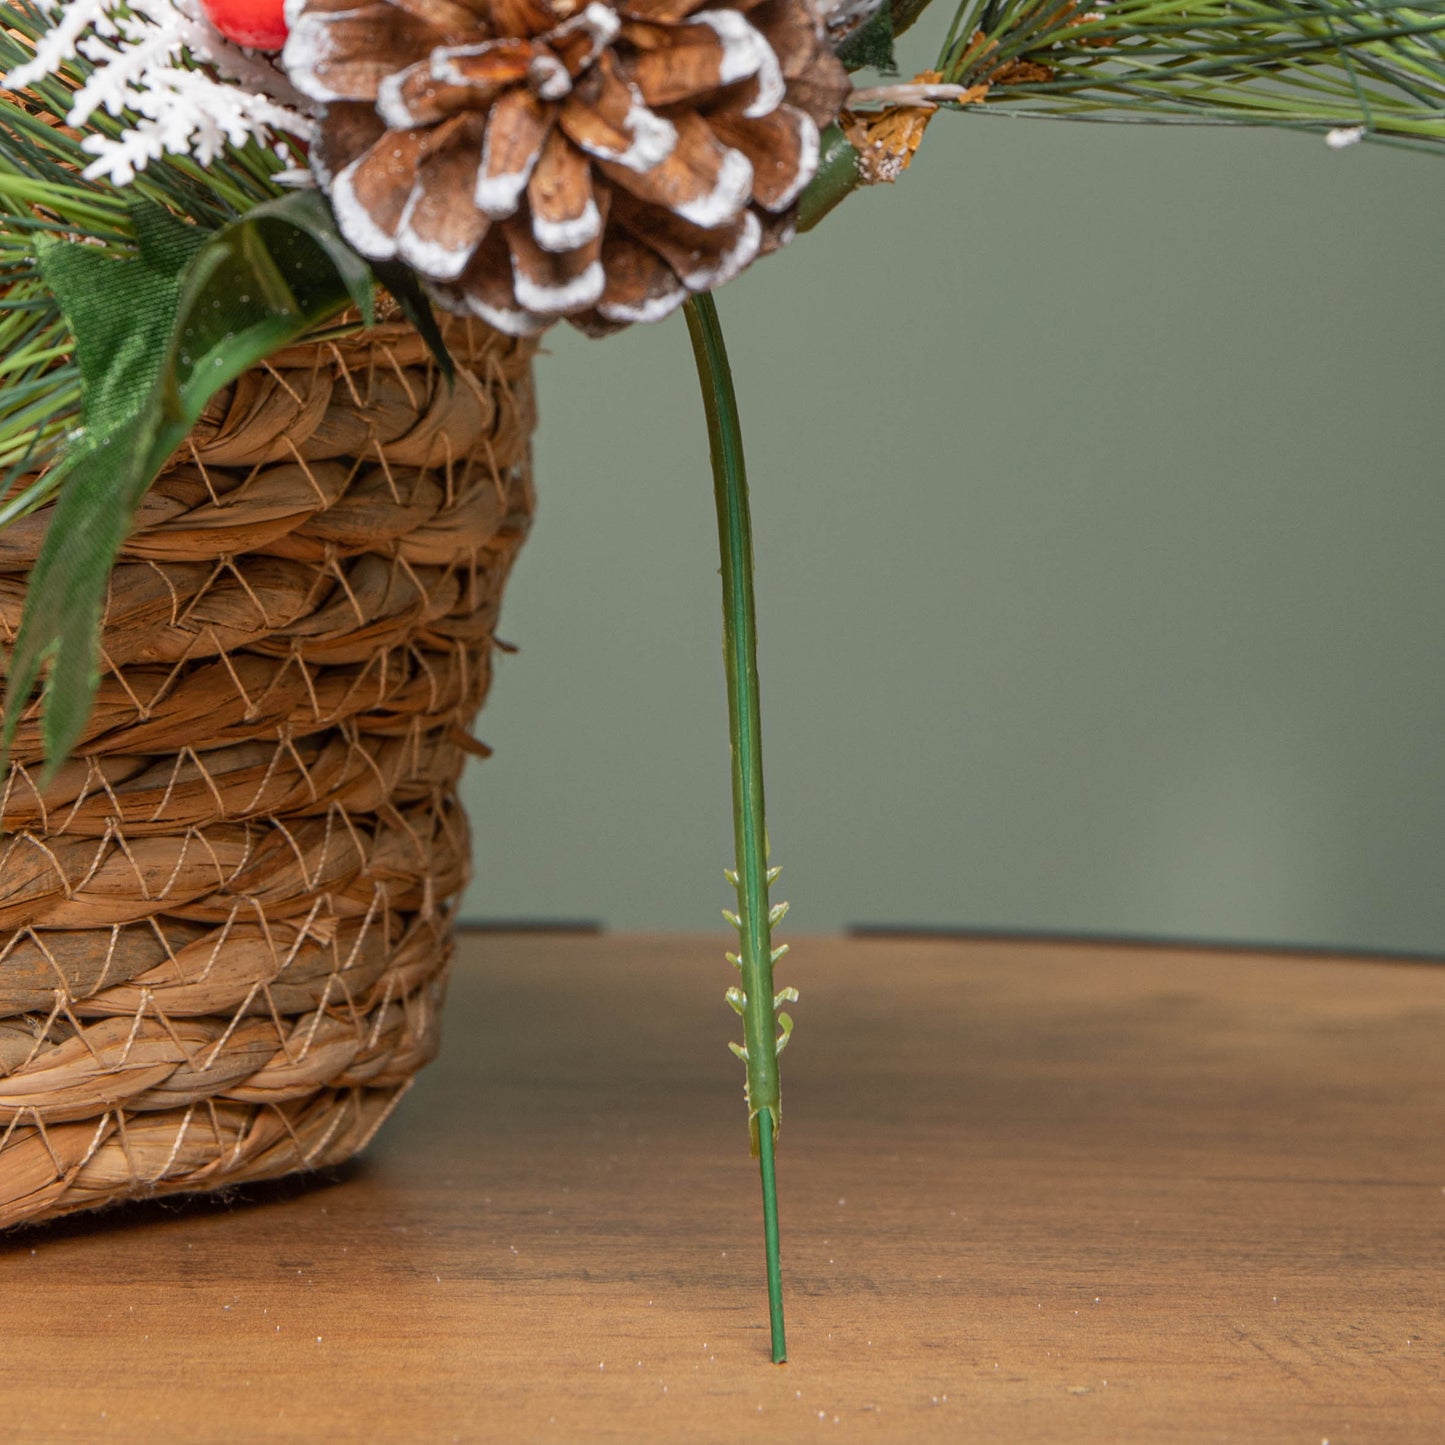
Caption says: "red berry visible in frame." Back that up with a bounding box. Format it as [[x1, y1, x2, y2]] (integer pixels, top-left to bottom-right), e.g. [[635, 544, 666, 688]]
[[198, 0, 288, 50]]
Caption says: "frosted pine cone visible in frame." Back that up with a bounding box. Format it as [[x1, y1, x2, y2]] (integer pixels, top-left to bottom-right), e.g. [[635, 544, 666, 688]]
[[282, 0, 850, 335]]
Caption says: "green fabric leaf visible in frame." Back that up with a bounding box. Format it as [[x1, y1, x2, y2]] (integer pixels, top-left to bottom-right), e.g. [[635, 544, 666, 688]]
[[4, 190, 376, 774], [40, 201, 204, 406]]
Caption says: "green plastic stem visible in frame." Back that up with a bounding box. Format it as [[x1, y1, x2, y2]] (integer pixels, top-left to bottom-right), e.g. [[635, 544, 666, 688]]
[[757, 1105, 786, 1361], [797, 125, 864, 234], [683, 292, 787, 1365]]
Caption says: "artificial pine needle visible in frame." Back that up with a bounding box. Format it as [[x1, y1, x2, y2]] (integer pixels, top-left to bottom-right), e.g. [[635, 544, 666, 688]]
[[684, 292, 792, 1365]]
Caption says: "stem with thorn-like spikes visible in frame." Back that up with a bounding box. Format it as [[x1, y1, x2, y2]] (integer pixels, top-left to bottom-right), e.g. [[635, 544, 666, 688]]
[[684, 291, 793, 1365]]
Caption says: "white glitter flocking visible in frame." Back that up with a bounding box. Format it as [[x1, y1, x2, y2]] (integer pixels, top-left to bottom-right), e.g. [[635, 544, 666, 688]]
[[4, 0, 313, 185]]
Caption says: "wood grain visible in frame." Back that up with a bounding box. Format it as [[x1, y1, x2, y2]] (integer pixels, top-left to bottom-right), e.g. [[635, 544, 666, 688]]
[[5, 932, 1443, 1443]]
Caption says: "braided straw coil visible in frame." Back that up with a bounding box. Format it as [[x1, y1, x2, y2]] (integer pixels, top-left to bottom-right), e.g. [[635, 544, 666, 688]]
[[0, 315, 536, 1229]]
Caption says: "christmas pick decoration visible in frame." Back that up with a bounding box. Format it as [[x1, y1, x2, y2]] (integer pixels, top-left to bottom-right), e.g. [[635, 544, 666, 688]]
[[9, 0, 1445, 1368]]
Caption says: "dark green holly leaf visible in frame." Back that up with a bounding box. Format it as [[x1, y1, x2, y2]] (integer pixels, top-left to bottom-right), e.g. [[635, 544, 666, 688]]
[[837, 3, 897, 73], [372, 259, 456, 384]]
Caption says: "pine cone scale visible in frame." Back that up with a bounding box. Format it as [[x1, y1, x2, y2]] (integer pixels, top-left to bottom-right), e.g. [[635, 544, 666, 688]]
[[709, 105, 817, 211], [556, 60, 676, 172], [547, 4, 623, 73], [397, 116, 491, 277], [315, 103, 388, 186], [595, 230, 687, 321], [288, 5, 449, 103], [611, 0, 714, 21], [333, 127, 436, 260], [503, 208, 607, 311], [376, 62, 478, 129], [623, 15, 778, 112], [475, 89, 554, 217], [391, 0, 484, 36], [432, 40, 537, 90], [613, 192, 759, 288], [527, 128, 603, 251], [490, 0, 559, 39], [598, 111, 752, 229]]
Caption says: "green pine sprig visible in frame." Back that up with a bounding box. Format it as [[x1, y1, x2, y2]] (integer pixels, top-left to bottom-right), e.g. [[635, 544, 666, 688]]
[[800, 0, 1445, 238], [939, 0, 1445, 149]]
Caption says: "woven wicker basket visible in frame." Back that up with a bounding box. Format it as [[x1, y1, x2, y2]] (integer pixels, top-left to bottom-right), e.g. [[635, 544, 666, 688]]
[[0, 314, 536, 1229]]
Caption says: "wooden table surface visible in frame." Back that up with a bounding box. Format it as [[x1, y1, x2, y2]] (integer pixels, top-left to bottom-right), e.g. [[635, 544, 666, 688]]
[[6, 931, 1445, 1443]]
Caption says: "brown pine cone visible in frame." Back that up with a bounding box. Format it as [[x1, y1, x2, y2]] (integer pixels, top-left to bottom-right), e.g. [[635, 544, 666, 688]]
[[282, 0, 850, 336]]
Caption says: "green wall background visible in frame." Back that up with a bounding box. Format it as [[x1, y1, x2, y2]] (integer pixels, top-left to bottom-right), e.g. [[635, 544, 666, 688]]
[[458, 103, 1445, 949]]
